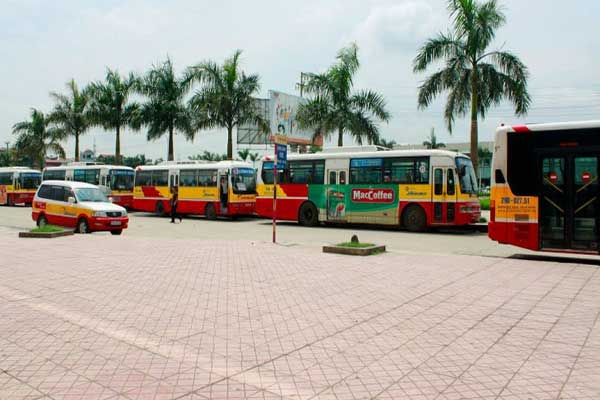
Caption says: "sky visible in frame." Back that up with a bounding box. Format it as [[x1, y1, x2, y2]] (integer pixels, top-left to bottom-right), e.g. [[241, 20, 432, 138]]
[[2, 0, 599, 161]]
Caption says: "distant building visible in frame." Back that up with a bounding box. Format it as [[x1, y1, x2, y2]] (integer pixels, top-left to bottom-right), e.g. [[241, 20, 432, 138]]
[[394, 141, 493, 188], [80, 149, 96, 162]]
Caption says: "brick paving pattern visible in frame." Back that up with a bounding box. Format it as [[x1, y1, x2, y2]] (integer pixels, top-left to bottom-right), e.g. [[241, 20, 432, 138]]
[[0, 233, 599, 399]]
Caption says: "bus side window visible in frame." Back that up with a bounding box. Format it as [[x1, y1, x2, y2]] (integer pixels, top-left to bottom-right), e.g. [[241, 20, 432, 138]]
[[495, 169, 506, 184], [329, 171, 337, 185], [339, 171, 346, 184], [447, 169, 455, 195]]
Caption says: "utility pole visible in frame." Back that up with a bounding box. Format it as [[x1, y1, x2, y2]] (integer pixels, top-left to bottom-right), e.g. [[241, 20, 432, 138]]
[[295, 72, 308, 97]]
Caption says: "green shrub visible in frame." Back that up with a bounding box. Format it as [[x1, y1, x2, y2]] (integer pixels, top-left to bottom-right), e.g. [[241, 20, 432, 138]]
[[479, 197, 490, 210], [30, 225, 64, 233], [337, 242, 375, 248]]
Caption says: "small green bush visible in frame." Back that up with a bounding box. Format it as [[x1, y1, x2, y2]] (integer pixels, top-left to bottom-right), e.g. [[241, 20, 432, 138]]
[[337, 242, 375, 248], [479, 217, 488, 223], [479, 197, 490, 210], [30, 225, 64, 233]]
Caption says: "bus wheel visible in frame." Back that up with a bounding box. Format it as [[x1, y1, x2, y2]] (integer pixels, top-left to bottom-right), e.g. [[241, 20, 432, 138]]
[[110, 229, 123, 235], [298, 202, 319, 227], [77, 218, 89, 234], [155, 201, 165, 217], [205, 203, 217, 220], [402, 205, 427, 232], [37, 214, 48, 228]]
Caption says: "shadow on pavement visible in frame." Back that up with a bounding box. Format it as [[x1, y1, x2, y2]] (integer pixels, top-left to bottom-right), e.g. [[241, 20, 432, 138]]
[[508, 253, 600, 266]]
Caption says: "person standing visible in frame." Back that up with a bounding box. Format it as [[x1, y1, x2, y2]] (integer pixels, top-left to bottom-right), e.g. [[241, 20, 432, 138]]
[[170, 186, 181, 223], [219, 176, 228, 213]]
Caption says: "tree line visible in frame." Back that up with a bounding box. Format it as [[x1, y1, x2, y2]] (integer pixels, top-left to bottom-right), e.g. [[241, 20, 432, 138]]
[[9, 0, 529, 176]]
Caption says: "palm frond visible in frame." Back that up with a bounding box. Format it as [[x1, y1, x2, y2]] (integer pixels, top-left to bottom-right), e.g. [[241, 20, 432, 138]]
[[350, 90, 391, 122], [413, 32, 464, 72]]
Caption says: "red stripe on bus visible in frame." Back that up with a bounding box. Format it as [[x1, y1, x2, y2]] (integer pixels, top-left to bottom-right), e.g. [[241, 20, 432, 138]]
[[512, 125, 531, 133]]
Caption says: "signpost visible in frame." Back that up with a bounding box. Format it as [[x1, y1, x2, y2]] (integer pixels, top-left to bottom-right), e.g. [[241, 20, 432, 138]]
[[272, 135, 287, 243]]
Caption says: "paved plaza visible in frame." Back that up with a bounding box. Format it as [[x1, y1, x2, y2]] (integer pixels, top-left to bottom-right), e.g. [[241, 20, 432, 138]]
[[1, 233, 599, 399]]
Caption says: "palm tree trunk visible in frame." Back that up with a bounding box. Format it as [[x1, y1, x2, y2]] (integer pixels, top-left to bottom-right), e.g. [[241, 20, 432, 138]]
[[470, 72, 479, 180], [227, 125, 233, 160], [115, 125, 121, 165], [168, 125, 174, 161], [74, 132, 80, 162], [337, 127, 343, 147]]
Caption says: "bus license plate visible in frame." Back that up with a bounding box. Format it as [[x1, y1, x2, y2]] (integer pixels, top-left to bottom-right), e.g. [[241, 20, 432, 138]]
[[110, 221, 122, 226]]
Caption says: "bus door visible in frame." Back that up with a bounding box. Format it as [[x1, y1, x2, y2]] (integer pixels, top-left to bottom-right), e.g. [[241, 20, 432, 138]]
[[539, 155, 598, 251], [432, 167, 457, 223], [219, 170, 229, 213], [326, 169, 347, 221]]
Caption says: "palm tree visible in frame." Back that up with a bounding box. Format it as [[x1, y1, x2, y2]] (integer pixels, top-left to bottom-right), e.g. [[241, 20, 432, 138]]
[[188, 151, 227, 162], [296, 43, 391, 147], [423, 128, 446, 149], [413, 0, 530, 174], [187, 50, 267, 160], [88, 69, 140, 164], [248, 152, 260, 162], [237, 148, 250, 161], [48, 79, 91, 161], [12, 109, 65, 169], [137, 59, 195, 161], [377, 137, 397, 149]]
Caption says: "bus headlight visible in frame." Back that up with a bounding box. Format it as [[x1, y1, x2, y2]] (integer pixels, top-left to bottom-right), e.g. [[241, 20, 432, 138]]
[[93, 211, 108, 217]]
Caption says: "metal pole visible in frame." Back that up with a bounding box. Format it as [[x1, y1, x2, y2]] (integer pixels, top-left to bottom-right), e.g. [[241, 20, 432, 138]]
[[272, 143, 278, 243]]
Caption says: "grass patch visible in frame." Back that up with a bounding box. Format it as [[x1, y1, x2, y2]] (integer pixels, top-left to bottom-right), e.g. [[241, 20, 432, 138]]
[[337, 242, 376, 248], [30, 225, 64, 233], [479, 197, 490, 210]]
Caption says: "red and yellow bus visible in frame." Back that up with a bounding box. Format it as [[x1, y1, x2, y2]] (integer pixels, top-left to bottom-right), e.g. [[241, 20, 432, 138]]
[[0, 167, 42, 206], [489, 120, 600, 254], [256, 148, 481, 230], [42, 164, 135, 208], [133, 161, 256, 218]]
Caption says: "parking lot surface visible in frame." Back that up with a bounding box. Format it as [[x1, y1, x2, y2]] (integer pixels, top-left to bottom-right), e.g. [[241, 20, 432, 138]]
[[1, 231, 599, 399]]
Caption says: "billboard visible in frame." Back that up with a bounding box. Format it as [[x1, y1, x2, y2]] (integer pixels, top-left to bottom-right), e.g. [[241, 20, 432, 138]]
[[237, 90, 319, 145], [237, 98, 270, 145], [269, 91, 314, 144]]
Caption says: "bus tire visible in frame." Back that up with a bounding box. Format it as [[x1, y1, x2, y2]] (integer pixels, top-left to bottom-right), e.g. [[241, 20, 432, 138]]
[[402, 204, 427, 232], [298, 202, 319, 227], [110, 229, 123, 235], [77, 218, 89, 234], [205, 203, 217, 220], [155, 201, 165, 217], [37, 214, 48, 227]]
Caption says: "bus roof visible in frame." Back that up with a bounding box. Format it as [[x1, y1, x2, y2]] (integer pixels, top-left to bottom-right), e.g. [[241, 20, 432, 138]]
[[135, 160, 253, 171], [0, 167, 41, 174], [497, 120, 600, 134], [264, 149, 467, 162], [43, 165, 134, 171], [41, 180, 99, 189]]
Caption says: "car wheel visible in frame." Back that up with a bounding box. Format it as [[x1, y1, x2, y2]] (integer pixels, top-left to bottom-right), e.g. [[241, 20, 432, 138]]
[[155, 201, 165, 217], [205, 203, 217, 220], [37, 214, 48, 228], [77, 218, 89, 234], [402, 204, 427, 232], [298, 202, 319, 227], [110, 229, 123, 235]]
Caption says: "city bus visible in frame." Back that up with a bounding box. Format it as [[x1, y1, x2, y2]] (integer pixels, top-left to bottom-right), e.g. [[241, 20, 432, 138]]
[[42, 164, 135, 208], [489, 120, 600, 254], [132, 161, 256, 218], [0, 167, 42, 206], [256, 148, 481, 231]]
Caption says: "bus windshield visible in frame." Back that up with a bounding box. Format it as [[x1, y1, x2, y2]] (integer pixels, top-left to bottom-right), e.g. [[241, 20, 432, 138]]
[[109, 170, 134, 191], [75, 188, 109, 203], [231, 168, 256, 194], [456, 157, 478, 194], [20, 173, 42, 189]]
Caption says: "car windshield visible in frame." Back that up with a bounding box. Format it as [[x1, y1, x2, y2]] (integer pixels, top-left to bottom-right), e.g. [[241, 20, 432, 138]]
[[109, 170, 134, 191], [75, 187, 109, 202], [456, 157, 478, 194], [20, 173, 42, 189], [231, 168, 256, 194]]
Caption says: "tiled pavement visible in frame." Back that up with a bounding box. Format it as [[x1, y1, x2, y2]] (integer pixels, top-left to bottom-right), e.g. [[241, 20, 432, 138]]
[[0, 234, 599, 400]]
